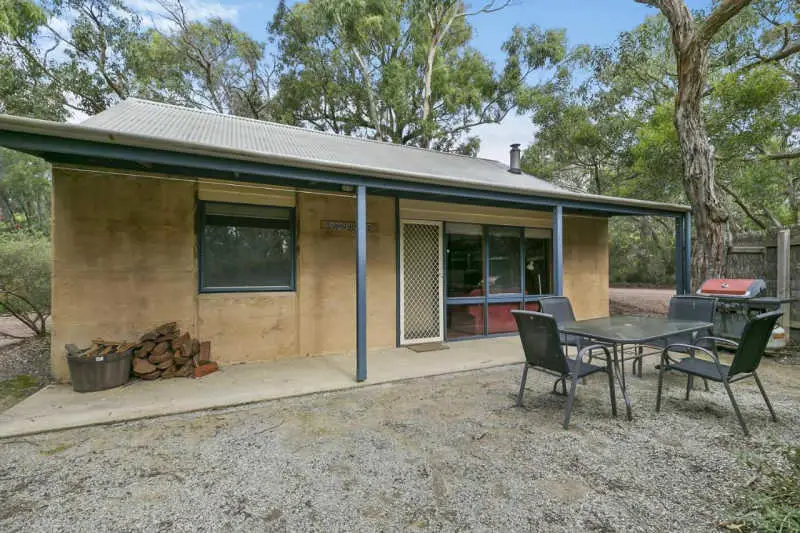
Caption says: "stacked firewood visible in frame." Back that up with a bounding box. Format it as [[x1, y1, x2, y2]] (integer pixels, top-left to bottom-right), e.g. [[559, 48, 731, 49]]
[[131, 322, 216, 380]]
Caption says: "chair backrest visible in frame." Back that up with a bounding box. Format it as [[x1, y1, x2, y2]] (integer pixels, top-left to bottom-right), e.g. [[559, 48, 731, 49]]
[[537, 296, 576, 324], [511, 310, 569, 375], [668, 295, 716, 340], [729, 310, 783, 376]]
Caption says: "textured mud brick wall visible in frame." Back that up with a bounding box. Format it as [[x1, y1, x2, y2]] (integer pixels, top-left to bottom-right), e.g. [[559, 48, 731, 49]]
[[51, 168, 196, 381], [296, 193, 396, 356], [563, 216, 610, 320]]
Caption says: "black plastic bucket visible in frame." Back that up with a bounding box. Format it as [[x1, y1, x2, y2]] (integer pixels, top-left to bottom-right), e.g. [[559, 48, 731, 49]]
[[67, 350, 133, 393]]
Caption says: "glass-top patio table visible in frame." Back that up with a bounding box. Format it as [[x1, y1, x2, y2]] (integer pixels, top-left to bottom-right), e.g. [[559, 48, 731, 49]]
[[558, 316, 713, 421]]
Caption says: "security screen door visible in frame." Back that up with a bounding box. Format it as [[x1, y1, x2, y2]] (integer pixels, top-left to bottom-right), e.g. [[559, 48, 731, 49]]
[[400, 220, 444, 344]]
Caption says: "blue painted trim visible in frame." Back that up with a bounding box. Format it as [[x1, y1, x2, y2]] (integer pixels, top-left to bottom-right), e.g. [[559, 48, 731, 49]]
[[683, 212, 692, 294], [552, 206, 564, 296], [197, 200, 296, 293], [482, 225, 490, 336], [447, 296, 486, 305], [1, 131, 689, 218], [356, 185, 367, 382], [675, 217, 684, 295], [394, 196, 401, 348]]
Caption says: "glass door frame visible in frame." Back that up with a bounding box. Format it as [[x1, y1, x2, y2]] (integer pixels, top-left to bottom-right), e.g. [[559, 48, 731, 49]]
[[444, 222, 553, 340]]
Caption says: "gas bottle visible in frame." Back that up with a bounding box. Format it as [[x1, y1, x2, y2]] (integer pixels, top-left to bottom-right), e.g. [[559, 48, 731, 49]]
[[766, 325, 787, 351]]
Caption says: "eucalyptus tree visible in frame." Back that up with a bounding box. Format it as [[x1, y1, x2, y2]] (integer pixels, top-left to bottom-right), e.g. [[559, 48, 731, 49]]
[[268, 0, 566, 153]]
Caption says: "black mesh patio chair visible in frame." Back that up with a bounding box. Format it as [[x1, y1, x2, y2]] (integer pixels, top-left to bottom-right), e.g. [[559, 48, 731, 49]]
[[512, 310, 617, 429], [656, 310, 782, 436], [537, 296, 585, 352], [632, 295, 717, 378]]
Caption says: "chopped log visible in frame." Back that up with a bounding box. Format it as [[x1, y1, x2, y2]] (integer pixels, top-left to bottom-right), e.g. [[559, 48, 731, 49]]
[[151, 341, 170, 357], [174, 353, 189, 366], [139, 330, 159, 342], [99, 345, 115, 356], [155, 322, 178, 335], [140, 370, 161, 380], [156, 358, 174, 370], [117, 342, 137, 354], [191, 338, 200, 357], [83, 345, 101, 358], [91, 338, 124, 346], [133, 357, 157, 375], [175, 363, 194, 378], [160, 365, 177, 379], [193, 362, 219, 378], [136, 341, 156, 357], [198, 341, 211, 364], [149, 350, 173, 364]]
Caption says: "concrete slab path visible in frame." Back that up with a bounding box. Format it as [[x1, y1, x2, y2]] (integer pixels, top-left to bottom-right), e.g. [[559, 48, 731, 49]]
[[0, 337, 522, 438]]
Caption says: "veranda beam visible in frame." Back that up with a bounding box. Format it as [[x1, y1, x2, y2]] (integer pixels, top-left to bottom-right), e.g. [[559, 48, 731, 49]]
[[356, 185, 367, 382]]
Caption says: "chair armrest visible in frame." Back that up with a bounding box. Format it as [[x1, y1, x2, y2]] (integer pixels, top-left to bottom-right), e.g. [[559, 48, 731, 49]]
[[577, 344, 611, 363], [695, 336, 739, 349], [661, 343, 727, 375]]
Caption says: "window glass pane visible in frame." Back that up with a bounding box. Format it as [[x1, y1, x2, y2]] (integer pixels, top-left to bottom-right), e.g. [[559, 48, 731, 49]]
[[488, 227, 521, 295], [446, 304, 484, 339], [488, 302, 521, 334], [446, 224, 483, 297], [201, 203, 293, 289], [525, 233, 551, 295]]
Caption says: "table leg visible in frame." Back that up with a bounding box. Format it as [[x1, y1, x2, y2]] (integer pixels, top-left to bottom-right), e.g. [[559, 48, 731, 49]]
[[613, 344, 633, 421]]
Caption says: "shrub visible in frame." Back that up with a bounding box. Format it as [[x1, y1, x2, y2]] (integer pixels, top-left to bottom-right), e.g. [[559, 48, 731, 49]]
[[724, 447, 800, 532], [0, 231, 50, 336]]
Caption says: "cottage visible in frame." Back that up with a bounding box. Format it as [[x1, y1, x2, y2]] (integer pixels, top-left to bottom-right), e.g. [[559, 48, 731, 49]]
[[0, 99, 691, 382]]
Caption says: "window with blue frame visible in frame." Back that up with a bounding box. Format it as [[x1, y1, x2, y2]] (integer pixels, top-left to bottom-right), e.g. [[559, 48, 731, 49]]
[[445, 223, 551, 339], [199, 201, 295, 292]]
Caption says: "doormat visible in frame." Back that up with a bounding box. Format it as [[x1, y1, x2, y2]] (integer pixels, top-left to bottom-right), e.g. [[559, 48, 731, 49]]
[[407, 343, 450, 353]]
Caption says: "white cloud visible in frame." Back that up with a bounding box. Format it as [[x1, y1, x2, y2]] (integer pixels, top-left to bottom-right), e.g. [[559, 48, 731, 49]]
[[473, 113, 539, 164]]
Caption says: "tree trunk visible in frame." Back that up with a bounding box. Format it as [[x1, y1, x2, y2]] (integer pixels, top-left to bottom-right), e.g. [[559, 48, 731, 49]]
[[672, 37, 729, 287]]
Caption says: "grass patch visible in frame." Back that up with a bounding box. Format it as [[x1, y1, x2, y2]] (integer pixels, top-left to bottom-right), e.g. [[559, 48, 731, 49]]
[[0, 374, 44, 411], [723, 446, 800, 532]]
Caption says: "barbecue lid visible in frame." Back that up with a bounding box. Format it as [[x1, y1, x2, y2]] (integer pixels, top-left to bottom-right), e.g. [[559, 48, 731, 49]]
[[697, 278, 766, 297]]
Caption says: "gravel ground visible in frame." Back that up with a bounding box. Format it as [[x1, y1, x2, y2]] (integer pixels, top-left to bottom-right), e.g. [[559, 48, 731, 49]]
[[2, 357, 799, 532], [0, 336, 51, 381]]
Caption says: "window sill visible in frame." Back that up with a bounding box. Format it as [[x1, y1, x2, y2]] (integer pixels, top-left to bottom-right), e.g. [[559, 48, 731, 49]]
[[199, 287, 296, 294]]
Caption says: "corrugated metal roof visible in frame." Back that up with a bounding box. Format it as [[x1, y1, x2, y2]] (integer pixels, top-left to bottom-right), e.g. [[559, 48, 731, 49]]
[[83, 98, 566, 195], [0, 98, 690, 213]]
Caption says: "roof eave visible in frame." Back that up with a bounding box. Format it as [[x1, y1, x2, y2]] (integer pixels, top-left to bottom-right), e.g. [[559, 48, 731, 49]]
[[0, 114, 691, 214]]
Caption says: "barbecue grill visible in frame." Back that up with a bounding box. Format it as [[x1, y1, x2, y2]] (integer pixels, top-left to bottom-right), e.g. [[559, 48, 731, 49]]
[[696, 278, 787, 341]]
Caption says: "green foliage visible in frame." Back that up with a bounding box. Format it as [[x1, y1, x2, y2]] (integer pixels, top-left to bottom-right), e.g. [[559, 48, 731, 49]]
[[269, 0, 564, 151], [0, 231, 50, 336], [0, 148, 51, 234], [728, 446, 800, 533]]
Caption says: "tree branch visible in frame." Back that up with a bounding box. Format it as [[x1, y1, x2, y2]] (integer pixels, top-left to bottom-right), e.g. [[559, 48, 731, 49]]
[[717, 181, 767, 230], [698, 0, 753, 44], [764, 150, 800, 161]]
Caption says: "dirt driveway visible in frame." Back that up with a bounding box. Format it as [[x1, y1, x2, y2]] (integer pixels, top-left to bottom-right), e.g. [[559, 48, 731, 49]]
[[609, 287, 674, 316], [1, 357, 798, 532]]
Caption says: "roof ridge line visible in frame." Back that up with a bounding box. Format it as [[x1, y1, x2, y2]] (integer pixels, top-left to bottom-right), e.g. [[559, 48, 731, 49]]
[[119, 98, 508, 166]]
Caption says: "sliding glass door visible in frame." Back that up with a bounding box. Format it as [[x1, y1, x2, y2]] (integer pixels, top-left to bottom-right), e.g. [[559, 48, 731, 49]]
[[445, 223, 552, 340]]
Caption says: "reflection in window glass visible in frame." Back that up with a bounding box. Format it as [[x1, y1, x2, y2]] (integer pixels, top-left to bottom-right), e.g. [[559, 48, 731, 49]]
[[201, 203, 293, 290], [446, 223, 483, 297], [488, 227, 521, 294], [487, 302, 521, 334], [446, 304, 484, 338], [525, 228, 551, 295]]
